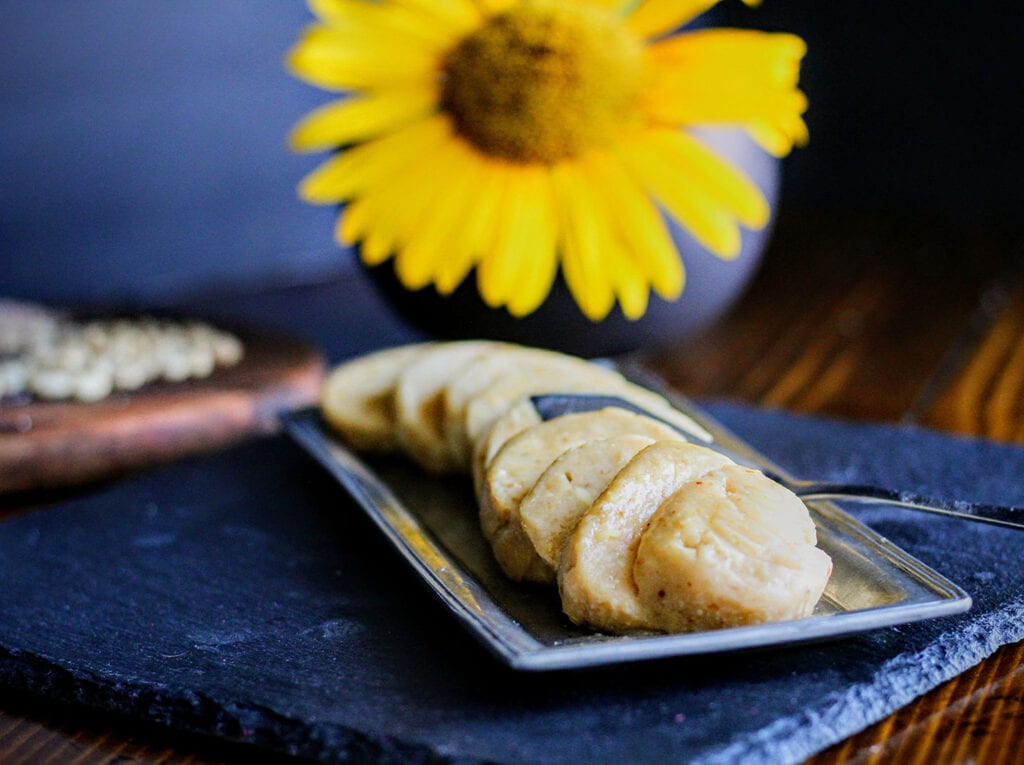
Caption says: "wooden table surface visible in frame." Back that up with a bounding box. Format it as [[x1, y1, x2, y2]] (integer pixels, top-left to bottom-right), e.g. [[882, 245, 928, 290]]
[[1, 210, 1022, 763]]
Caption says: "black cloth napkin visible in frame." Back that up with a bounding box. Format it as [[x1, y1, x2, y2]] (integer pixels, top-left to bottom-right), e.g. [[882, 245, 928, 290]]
[[0, 402, 1021, 764]]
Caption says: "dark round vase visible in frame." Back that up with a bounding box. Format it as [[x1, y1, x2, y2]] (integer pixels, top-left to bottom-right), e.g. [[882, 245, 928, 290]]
[[364, 128, 780, 358]]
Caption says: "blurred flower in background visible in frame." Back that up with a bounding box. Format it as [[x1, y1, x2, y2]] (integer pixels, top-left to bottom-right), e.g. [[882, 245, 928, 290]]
[[288, 0, 806, 321]]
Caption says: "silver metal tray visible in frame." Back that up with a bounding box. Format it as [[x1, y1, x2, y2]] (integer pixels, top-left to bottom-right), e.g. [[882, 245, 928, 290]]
[[283, 378, 970, 671]]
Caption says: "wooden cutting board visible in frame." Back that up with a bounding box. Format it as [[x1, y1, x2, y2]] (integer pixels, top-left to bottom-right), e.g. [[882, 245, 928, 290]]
[[0, 329, 325, 494]]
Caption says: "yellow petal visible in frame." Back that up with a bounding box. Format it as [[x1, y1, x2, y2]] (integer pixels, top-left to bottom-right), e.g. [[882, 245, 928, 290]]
[[286, 25, 438, 91], [577, 0, 636, 13], [307, 0, 461, 50], [644, 82, 807, 128], [338, 197, 366, 247], [392, 139, 485, 289], [647, 129, 768, 228], [787, 113, 810, 146], [626, 0, 720, 40], [611, 250, 649, 320], [301, 152, 364, 205], [504, 168, 559, 317], [641, 30, 807, 139], [551, 163, 616, 321], [746, 123, 788, 158], [341, 196, 400, 265], [289, 89, 438, 152], [476, 166, 530, 308], [298, 114, 449, 204], [506, 247, 559, 316], [620, 134, 741, 259], [576, 153, 655, 319], [391, 0, 482, 35], [745, 109, 809, 156], [590, 151, 684, 299], [469, 0, 517, 18], [435, 151, 508, 294], [649, 30, 806, 75], [329, 118, 455, 264], [361, 226, 395, 266], [368, 133, 471, 286]]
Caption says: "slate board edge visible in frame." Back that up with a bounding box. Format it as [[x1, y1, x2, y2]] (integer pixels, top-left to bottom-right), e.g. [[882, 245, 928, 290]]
[[698, 599, 1024, 765], [3, 599, 1023, 764], [0, 645, 463, 765]]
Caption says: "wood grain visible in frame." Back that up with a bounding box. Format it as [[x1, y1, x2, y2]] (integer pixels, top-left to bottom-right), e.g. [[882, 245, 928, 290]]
[[810, 642, 1024, 765], [650, 214, 1021, 424], [0, 694, 305, 765], [0, 331, 325, 495], [925, 283, 1024, 441], [647, 212, 1024, 765], [0, 211, 1021, 763]]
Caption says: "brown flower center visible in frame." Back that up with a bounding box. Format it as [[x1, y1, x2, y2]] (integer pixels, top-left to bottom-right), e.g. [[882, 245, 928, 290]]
[[441, 1, 643, 163]]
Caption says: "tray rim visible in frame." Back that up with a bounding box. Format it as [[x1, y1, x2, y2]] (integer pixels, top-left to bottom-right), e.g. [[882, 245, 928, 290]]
[[283, 377, 971, 671]]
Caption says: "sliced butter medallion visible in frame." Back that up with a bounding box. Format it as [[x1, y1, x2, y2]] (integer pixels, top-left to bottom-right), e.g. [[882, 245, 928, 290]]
[[634, 464, 833, 633], [519, 435, 659, 569], [558, 442, 733, 633], [482, 408, 685, 582], [468, 379, 705, 493], [463, 364, 628, 451], [321, 343, 430, 452], [443, 348, 605, 470], [468, 378, 684, 493], [471, 398, 542, 499], [589, 383, 712, 443], [394, 340, 499, 473]]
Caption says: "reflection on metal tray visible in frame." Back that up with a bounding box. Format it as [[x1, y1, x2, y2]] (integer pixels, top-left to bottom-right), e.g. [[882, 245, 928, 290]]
[[282, 377, 970, 671]]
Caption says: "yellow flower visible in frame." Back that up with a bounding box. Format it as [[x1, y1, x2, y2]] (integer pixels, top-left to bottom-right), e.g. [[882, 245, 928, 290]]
[[288, 0, 807, 321]]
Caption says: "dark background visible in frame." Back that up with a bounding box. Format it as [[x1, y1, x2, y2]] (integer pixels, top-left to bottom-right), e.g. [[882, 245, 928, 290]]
[[2, 1, 1020, 306]]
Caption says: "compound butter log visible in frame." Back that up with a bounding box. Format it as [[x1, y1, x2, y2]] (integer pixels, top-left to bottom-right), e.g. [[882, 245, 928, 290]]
[[0, 331, 325, 494]]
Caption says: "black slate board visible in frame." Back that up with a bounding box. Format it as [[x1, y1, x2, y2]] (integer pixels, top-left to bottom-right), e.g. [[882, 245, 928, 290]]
[[0, 403, 1022, 764]]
